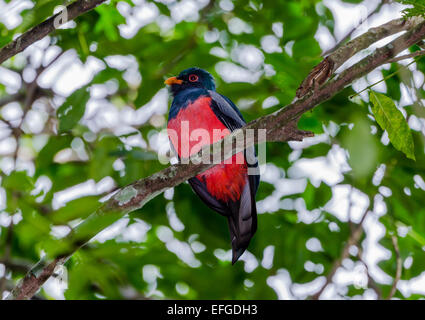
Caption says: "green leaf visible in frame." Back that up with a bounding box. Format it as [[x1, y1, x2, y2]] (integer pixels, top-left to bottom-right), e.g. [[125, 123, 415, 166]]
[[52, 196, 101, 224], [341, 115, 379, 179], [395, 0, 425, 17], [94, 5, 125, 42], [302, 181, 332, 210], [2, 171, 34, 192], [57, 86, 90, 133], [369, 91, 415, 160]]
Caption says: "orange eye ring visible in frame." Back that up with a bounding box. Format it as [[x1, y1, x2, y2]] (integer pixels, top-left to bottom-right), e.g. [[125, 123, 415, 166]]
[[189, 74, 199, 82]]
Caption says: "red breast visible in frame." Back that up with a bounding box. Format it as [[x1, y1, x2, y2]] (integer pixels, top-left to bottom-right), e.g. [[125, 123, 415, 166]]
[[167, 96, 247, 202]]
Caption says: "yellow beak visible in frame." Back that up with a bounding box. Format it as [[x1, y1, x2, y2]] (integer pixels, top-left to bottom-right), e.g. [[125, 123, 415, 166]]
[[164, 76, 183, 85]]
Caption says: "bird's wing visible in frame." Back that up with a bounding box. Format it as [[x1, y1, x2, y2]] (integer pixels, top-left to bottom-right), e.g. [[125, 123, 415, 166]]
[[188, 176, 228, 215], [207, 91, 246, 131], [186, 91, 246, 217], [208, 91, 260, 193]]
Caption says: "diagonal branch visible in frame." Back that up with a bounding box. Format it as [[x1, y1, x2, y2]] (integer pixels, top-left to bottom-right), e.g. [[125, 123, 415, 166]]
[[0, 0, 107, 65], [387, 49, 425, 63], [296, 16, 424, 98], [0, 92, 25, 107], [6, 18, 425, 300]]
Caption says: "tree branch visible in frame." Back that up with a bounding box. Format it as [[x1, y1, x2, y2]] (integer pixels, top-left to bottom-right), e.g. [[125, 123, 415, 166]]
[[0, 92, 25, 107], [387, 49, 425, 63], [0, 259, 31, 274], [296, 16, 424, 98], [311, 207, 370, 300], [0, 0, 107, 65], [6, 18, 425, 300], [10, 50, 64, 166]]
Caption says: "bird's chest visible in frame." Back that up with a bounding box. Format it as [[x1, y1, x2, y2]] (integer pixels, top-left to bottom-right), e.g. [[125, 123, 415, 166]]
[[167, 96, 247, 202], [167, 96, 230, 158]]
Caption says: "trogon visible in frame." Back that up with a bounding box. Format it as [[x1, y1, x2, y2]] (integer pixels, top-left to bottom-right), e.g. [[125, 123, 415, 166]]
[[165, 67, 260, 264]]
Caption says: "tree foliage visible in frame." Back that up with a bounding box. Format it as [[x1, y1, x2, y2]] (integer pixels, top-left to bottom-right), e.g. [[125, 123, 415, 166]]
[[1, 0, 425, 300], [397, 0, 425, 17]]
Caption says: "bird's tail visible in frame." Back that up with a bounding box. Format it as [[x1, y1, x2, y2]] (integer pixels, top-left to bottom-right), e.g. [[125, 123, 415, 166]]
[[227, 183, 257, 264]]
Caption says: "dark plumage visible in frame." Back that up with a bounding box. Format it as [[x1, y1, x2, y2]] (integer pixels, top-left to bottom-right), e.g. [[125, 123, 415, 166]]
[[165, 67, 260, 264]]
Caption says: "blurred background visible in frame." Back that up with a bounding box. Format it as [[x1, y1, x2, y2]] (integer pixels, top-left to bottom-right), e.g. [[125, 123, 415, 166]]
[[1, 0, 425, 300]]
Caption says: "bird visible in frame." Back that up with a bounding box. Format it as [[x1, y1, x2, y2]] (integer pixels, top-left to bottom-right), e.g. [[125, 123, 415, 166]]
[[165, 67, 260, 264]]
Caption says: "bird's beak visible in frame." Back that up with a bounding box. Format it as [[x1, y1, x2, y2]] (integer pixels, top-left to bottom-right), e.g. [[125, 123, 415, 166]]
[[164, 76, 183, 85]]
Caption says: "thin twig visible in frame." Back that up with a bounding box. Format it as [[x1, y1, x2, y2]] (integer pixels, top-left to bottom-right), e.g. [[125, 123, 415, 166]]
[[11, 50, 64, 166], [311, 208, 370, 300], [0, 259, 31, 274], [356, 248, 382, 300], [349, 58, 419, 99], [0, 92, 25, 107], [387, 50, 425, 63], [387, 235, 402, 299], [322, 0, 388, 56]]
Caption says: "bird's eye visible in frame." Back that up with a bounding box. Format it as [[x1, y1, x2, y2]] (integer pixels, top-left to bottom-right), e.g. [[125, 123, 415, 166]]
[[189, 74, 199, 82]]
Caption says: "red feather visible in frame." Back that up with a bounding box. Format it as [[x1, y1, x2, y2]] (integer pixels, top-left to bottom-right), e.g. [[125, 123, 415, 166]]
[[167, 96, 247, 202]]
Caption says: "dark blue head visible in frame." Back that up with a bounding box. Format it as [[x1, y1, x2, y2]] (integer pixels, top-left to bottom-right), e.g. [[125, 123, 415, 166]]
[[165, 67, 216, 96]]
